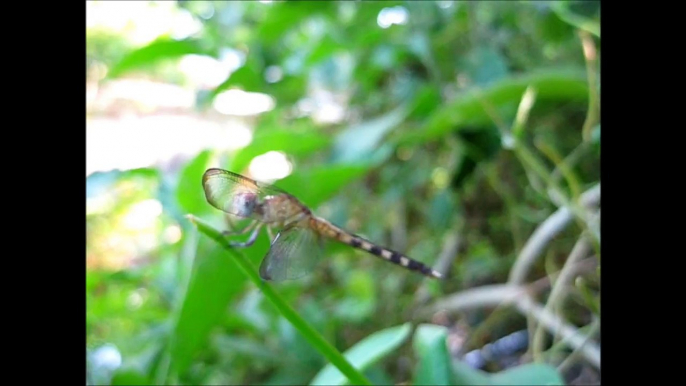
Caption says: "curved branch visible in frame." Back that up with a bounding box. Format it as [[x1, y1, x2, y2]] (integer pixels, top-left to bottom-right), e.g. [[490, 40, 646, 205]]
[[508, 184, 600, 285], [532, 236, 592, 357], [517, 296, 600, 369], [424, 284, 601, 370]]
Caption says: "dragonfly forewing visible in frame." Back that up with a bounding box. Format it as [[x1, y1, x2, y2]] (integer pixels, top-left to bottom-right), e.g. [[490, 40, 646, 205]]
[[202, 168, 288, 220]]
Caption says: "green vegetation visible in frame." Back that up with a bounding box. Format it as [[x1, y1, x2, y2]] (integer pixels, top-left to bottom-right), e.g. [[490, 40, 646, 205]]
[[87, 1, 600, 385]]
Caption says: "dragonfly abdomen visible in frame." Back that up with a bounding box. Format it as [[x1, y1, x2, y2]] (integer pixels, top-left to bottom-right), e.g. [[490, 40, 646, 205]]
[[311, 217, 442, 279], [349, 237, 442, 279]]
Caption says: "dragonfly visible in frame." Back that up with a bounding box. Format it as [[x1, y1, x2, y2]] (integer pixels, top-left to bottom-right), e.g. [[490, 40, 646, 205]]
[[202, 168, 442, 281]]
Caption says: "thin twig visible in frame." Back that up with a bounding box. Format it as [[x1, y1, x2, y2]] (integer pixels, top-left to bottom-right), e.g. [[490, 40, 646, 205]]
[[425, 284, 526, 315], [433, 233, 461, 281], [557, 317, 600, 374], [550, 142, 590, 186], [532, 236, 592, 360], [412, 233, 461, 307], [516, 296, 600, 369], [546, 238, 593, 310], [508, 184, 600, 285], [423, 283, 601, 370]]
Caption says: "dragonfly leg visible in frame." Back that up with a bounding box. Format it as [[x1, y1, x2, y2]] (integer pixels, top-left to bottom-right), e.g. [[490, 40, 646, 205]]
[[229, 223, 263, 248], [266, 226, 275, 243], [222, 219, 259, 236]]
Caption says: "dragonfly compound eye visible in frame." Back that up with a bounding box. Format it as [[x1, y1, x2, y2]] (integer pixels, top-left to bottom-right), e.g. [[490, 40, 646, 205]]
[[231, 192, 258, 217]]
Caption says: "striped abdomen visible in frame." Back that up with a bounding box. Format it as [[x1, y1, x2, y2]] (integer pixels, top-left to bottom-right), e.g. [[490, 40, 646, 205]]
[[310, 217, 442, 279]]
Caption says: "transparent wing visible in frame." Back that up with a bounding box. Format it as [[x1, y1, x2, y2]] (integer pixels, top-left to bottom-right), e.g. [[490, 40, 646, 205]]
[[202, 168, 289, 218], [259, 224, 325, 281]]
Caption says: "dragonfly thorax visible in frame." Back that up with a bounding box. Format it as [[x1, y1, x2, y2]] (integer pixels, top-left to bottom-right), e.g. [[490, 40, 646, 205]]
[[260, 194, 310, 225]]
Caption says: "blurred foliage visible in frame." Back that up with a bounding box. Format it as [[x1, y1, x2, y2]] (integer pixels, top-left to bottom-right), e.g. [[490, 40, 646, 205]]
[[87, 1, 600, 385]]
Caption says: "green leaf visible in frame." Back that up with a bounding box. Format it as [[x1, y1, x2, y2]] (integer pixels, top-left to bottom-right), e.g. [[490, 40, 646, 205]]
[[208, 61, 264, 103], [259, 2, 335, 44], [488, 363, 565, 386], [107, 37, 213, 79], [276, 165, 371, 209], [333, 271, 376, 323], [176, 149, 212, 216], [450, 360, 491, 386], [332, 105, 409, 163], [310, 323, 412, 386], [428, 190, 454, 231], [111, 369, 152, 385], [400, 69, 588, 144], [412, 326, 492, 386], [550, 1, 600, 38], [462, 47, 510, 87], [407, 32, 433, 70], [362, 366, 395, 386], [229, 128, 331, 173], [214, 335, 284, 364], [169, 240, 249, 374], [306, 35, 344, 66], [408, 85, 443, 119], [413, 324, 452, 386], [270, 74, 308, 104]]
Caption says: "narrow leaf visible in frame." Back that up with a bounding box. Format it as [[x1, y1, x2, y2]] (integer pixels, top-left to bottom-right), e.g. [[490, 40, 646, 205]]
[[400, 69, 588, 144], [489, 363, 565, 385], [276, 165, 370, 209], [107, 38, 213, 79], [169, 241, 248, 374], [413, 324, 452, 385], [310, 323, 412, 386], [176, 150, 212, 216], [332, 105, 409, 163]]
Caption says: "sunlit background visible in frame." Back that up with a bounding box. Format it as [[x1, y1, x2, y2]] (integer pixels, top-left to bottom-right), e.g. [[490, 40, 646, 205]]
[[86, 1, 431, 272], [87, 1, 600, 385]]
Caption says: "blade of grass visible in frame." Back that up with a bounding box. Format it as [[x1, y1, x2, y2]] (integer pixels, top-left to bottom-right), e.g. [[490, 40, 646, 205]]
[[534, 138, 582, 201], [185, 215, 372, 386]]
